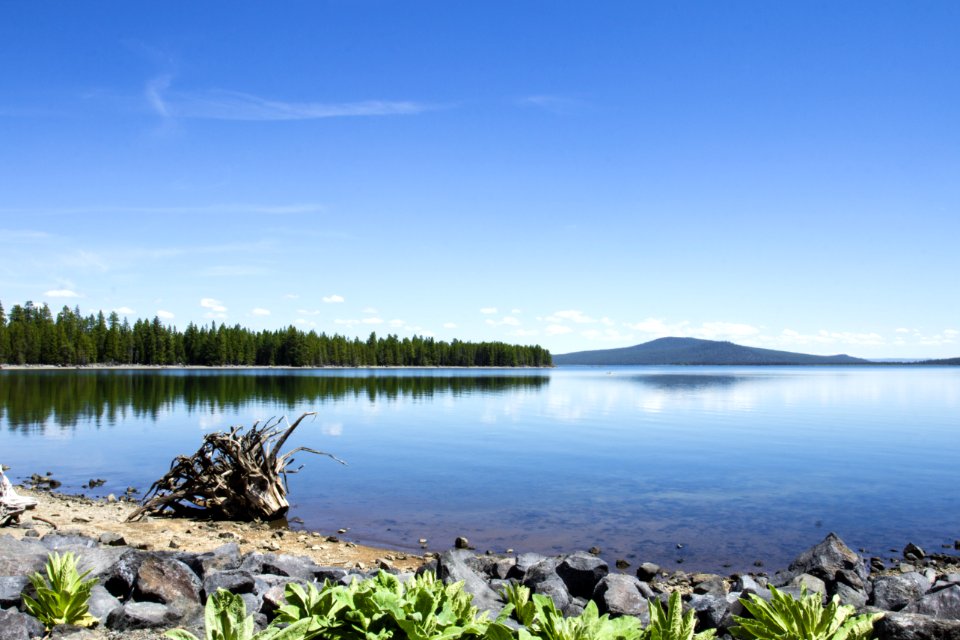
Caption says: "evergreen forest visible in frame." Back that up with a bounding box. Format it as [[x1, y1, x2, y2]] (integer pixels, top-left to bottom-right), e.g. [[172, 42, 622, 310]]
[[0, 301, 552, 368]]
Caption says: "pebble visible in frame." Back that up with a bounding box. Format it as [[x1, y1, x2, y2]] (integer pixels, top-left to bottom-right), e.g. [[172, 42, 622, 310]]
[[106, 494, 117, 503], [588, 546, 602, 555], [418, 538, 428, 545], [454, 536, 470, 549], [615, 559, 630, 569], [338, 528, 348, 534]]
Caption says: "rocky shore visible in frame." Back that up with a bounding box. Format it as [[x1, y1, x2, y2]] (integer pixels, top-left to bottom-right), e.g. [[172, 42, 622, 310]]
[[2, 491, 960, 640]]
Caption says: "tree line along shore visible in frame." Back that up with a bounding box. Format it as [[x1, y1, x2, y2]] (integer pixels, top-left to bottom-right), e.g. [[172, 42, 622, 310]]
[[0, 301, 552, 368]]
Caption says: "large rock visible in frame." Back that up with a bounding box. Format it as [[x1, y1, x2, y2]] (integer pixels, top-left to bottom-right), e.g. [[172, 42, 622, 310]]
[[259, 554, 321, 581], [688, 593, 741, 632], [874, 611, 960, 639], [522, 558, 570, 612], [903, 585, 960, 619], [202, 570, 256, 597], [39, 533, 98, 551], [788, 533, 867, 590], [0, 535, 47, 576], [180, 543, 241, 578], [0, 576, 29, 608], [87, 584, 122, 621], [513, 553, 548, 579], [836, 582, 869, 608], [134, 556, 201, 605], [101, 549, 147, 599], [557, 552, 608, 600], [593, 574, 649, 621], [436, 550, 502, 613], [873, 573, 933, 611], [0, 607, 45, 640], [106, 601, 183, 630]]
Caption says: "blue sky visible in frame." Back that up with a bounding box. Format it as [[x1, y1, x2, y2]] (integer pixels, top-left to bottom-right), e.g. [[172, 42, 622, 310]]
[[1, 2, 958, 358]]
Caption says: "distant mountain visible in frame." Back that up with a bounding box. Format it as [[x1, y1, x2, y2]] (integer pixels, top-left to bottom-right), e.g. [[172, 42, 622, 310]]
[[553, 337, 870, 366]]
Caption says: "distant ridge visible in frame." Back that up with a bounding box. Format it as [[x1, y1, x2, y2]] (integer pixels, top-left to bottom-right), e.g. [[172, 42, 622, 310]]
[[553, 337, 870, 365], [919, 356, 960, 365]]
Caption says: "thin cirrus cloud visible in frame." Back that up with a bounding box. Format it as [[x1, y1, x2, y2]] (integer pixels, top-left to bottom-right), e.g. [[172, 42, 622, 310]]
[[322, 295, 345, 303], [113, 306, 135, 314], [251, 308, 271, 316], [44, 289, 80, 298], [156, 310, 175, 320], [146, 75, 434, 122], [199, 297, 227, 313]]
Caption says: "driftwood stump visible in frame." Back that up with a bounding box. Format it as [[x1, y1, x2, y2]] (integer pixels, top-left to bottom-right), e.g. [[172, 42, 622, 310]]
[[1, 466, 38, 526], [128, 412, 344, 521]]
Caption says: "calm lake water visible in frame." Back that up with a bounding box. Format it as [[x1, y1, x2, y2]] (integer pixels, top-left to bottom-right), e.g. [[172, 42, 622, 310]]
[[1, 366, 958, 572]]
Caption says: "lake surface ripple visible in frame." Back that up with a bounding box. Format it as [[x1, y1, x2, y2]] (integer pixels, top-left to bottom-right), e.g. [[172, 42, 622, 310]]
[[1, 366, 958, 572]]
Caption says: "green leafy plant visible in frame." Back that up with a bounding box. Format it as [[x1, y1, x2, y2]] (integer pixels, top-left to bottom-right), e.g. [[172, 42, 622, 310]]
[[164, 589, 315, 640], [23, 551, 98, 630], [730, 586, 882, 640], [496, 582, 642, 640], [646, 591, 715, 640], [272, 571, 491, 640]]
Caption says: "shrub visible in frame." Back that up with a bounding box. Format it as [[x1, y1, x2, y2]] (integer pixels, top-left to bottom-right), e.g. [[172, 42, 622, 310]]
[[730, 586, 882, 640], [23, 551, 98, 630]]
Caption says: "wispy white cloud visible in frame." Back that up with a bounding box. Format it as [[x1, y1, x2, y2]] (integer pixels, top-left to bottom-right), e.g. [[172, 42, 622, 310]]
[[146, 76, 435, 122], [200, 297, 227, 313], [546, 324, 573, 335], [511, 328, 539, 337], [624, 318, 760, 340], [323, 294, 345, 303], [45, 289, 80, 298], [284, 293, 300, 299], [362, 317, 384, 325], [0, 203, 324, 216], [517, 95, 583, 114], [388, 319, 405, 327], [156, 310, 175, 320], [546, 310, 597, 324], [251, 308, 271, 316], [362, 307, 379, 314], [113, 306, 135, 314], [480, 307, 498, 314], [486, 316, 521, 327], [443, 322, 458, 329], [201, 265, 269, 277], [298, 309, 323, 316]]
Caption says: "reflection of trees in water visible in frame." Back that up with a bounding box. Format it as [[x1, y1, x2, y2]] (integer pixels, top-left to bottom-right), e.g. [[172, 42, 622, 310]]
[[625, 374, 764, 392], [0, 372, 550, 431]]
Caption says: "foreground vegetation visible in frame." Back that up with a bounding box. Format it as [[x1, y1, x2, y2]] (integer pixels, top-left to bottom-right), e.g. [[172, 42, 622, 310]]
[[0, 300, 551, 367], [23, 552, 882, 640]]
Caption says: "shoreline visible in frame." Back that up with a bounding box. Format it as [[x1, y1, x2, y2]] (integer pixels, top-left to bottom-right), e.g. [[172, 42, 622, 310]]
[[3, 488, 425, 573], [0, 364, 554, 371]]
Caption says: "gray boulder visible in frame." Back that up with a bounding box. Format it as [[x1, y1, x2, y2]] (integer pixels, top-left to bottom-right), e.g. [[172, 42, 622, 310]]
[[106, 601, 182, 630], [87, 584, 121, 621], [134, 555, 201, 605], [688, 593, 740, 632], [202, 570, 256, 597], [636, 563, 660, 582], [0, 535, 48, 576], [836, 582, 869, 609], [0, 576, 29, 609], [593, 574, 649, 621], [40, 534, 98, 551], [436, 550, 502, 613], [179, 543, 241, 578], [557, 552, 608, 600], [788, 533, 867, 589], [789, 573, 827, 595], [258, 554, 321, 581], [522, 558, 570, 612], [101, 549, 147, 599], [513, 553, 548, 578], [0, 607, 45, 640], [873, 573, 933, 611], [903, 585, 960, 619], [874, 611, 960, 639]]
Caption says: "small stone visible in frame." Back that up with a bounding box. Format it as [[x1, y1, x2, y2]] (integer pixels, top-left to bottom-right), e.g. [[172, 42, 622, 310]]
[[418, 538, 428, 544], [169, 539, 181, 549], [106, 493, 117, 502], [99, 531, 126, 546], [753, 560, 764, 567], [954, 540, 960, 551], [454, 536, 470, 549], [615, 559, 630, 569], [636, 563, 660, 582], [676, 544, 684, 549], [355, 561, 366, 570], [345, 542, 356, 548], [338, 528, 348, 534], [72, 516, 91, 523], [378, 558, 394, 571], [326, 536, 339, 543], [904, 542, 926, 561], [25, 529, 40, 538], [505, 548, 514, 554], [589, 546, 602, 556]]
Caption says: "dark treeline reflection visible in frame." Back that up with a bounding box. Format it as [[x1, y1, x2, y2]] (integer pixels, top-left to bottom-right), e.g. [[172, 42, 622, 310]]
[[0, 371, 550, 430]]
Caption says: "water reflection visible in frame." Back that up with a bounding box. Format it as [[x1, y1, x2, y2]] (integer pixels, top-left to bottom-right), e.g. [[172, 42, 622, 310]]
[[625, 374, 761, 391], [0, 371, 549, 430]]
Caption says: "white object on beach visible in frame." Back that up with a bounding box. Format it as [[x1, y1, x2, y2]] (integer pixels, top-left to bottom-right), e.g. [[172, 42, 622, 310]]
[[0, 465, 38, 525]]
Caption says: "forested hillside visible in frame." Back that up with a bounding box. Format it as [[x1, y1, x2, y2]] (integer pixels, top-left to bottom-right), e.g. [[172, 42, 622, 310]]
[[0, 300, 551, 367]]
